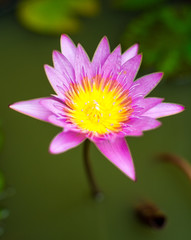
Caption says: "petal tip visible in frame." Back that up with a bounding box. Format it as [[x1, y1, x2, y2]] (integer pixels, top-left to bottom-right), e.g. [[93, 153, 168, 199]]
[[126, 168, 136, 181], [49, 141, 61, 154], [132, 176, 137, 182], [174, 104, 185, 114], [129, 172, 136, 181], [135, 53, 143, 64], [60, 34, 70, 42], [134, 43, 139, 48], [9, 103, 19, 112], [113, 44, 121, 54], [44, 64, 50, 71], [157, 72, 164, 78], [153, 72, 164, 82], [9, 103, 14, 109], [102, 36, 109, 42], [132, 43, 139, 53], [139, 53, 143, 59], [101, 36, 110, 49], [9, 102, 21, 112], [77, 43, 87, 54], [179, 105, 185, 112], [52, 50, 59, 57], [48, 147, 58, 155]]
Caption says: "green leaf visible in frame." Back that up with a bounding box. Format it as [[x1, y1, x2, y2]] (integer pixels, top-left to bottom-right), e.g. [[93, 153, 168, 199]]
[[122, 5, 191, 79], [17, 0, 100, 35]]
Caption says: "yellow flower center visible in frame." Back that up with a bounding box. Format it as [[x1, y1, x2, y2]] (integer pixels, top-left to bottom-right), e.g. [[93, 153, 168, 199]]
[[64, 76, 133, 136]]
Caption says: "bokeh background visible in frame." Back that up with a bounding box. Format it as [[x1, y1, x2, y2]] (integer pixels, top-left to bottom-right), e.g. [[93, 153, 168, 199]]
[[0, 0, 191, 239]]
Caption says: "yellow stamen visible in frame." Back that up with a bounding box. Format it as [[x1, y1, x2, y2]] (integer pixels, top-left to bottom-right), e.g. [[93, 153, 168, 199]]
[[64, 76, 133, 136]]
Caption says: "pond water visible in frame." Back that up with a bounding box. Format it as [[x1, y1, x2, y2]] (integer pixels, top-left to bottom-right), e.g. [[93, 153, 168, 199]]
[[0, 9, 191, 240]]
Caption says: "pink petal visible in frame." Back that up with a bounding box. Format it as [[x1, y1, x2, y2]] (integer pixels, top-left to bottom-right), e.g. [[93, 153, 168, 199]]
[[49, 131, 86, 154], [101, 45, 121, 79], [48, 115, 66, 128], [52, 51, 75, 82], [121, 43, 139, 64], [125, 116, 161, 133], [60, 34, 76, 66], [123, 131, 143, 136], [95, 138, 136, 181], [143, 103, 185, 118], [92, 36, 110, 73], [9, 98, 52, 122], [117, 54, 142, 89], [132, 97, 164, 115], [130, 72, 163, 97], [40, 98, 65, 117], [44, 65, 68, 96], [75, 44, 92, 83]]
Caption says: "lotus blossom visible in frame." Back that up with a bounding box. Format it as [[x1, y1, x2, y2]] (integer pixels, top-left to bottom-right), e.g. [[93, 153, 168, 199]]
[[10, 35, 184, 181]]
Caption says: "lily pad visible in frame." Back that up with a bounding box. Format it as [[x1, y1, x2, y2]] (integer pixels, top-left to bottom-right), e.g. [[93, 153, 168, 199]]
[[122, 5, 191, 79], [17, 0, 100, 35]]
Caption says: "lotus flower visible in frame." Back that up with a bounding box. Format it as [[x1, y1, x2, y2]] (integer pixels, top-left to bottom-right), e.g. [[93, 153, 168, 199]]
[[10, 35, 184, 181]]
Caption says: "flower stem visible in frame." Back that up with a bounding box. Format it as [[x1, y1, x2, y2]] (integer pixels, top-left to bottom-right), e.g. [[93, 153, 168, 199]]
[[83, 139, 103, 200]]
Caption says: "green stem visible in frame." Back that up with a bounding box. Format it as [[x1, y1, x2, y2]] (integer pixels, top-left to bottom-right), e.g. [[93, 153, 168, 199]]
[[83, 139, 103, 199]]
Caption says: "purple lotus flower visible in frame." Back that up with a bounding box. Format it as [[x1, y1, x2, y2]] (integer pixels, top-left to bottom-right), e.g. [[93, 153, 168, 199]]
[[10, 35, 184, 181]]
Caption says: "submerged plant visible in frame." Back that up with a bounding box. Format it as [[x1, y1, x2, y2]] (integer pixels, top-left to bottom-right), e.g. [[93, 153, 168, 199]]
[[122, 6, 191, 78], [10, 36, 184, 195]]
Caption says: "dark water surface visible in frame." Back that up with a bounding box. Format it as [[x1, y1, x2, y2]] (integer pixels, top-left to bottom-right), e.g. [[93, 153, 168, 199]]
[[0, 12, 191, 240]]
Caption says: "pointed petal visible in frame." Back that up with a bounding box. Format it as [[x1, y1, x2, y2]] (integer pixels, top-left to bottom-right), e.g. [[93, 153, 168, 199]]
[[48, 115, 66, 128], [132, 97, 164, 115], [130, 72, 163, 97], [101, 45, 121, 79], [117, 54, 142, 89], [143, 103, 185, 119], [49, 131, 86, 154], [92, 36, 110, 73], [9, 98, 52, 122], [95, 138, 136, 181], [44, 65, 69, 96], [121, 43, 139, 64], [75, 44, 92, 83], [126, 116, 161, 132], [40, 98, 65, 117], [52, 51, 75, 82], [60, 34, 76, 65], [122, 130, 143, 137]]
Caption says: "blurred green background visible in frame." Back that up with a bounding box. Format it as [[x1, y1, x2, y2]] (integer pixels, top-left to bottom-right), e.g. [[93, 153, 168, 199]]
[[0, 0, 191, 239]]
